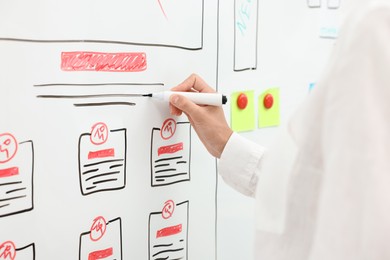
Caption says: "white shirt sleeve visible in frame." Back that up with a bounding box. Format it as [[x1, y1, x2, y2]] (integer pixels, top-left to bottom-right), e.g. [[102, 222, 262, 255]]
[[218, 132, 265, 198]]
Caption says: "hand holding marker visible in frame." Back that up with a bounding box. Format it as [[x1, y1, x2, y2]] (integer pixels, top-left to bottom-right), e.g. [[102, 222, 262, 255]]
[[144, 91, 227, 106]]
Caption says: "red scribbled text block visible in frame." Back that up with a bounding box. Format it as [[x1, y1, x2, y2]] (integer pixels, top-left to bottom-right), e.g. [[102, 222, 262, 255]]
[[61, 51, 147, 72]]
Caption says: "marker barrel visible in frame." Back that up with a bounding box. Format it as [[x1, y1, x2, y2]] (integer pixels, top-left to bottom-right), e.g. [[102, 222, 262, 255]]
[[153, 91, 227, 106]]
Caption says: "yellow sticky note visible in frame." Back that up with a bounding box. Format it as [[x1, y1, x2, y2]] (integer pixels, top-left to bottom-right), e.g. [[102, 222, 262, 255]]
[[258, 88, 280, 128], [231, 90, 255, 132]]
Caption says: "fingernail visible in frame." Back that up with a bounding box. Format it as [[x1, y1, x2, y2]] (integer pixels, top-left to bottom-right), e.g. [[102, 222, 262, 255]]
[[171, 95, 179, 104]]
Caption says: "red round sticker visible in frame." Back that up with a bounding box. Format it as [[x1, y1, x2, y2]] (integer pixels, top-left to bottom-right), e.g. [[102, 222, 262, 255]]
[[160, 118, 177, 140], [89, 216, 107, 242], [0, 241, 16, 260], [90, 122, 109, 145], [0, 133, 18, 164], [162, 200, 175, 219]]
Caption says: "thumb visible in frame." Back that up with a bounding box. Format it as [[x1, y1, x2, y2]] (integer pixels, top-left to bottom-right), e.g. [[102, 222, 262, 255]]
[[170, 94, 200, 117]]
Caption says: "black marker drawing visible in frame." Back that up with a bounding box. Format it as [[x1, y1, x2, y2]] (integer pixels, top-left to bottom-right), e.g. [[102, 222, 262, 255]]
[[0, 241, 35, 259]]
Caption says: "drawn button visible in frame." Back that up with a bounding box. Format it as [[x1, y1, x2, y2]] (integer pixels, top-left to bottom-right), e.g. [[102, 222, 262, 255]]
[[237, 93, 248, 110]]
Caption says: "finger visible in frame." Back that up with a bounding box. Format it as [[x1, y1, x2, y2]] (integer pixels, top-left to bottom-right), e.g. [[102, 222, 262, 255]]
[[171, 74, 216, 93], [169, 103, 183, 116], [169, 94, 200, 117]]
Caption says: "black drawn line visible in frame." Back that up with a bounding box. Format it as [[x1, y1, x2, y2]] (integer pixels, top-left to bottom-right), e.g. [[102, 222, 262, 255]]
[[83, 159, 124, 167], [37, 94, 147, 99], [34, 83, 164, 87], [92, 178, 118, 185], [82, 168, 99, 175], [85, 171, 120, 182], [0, 181, 22, 186], [176, 161, 187, 164], [155, 173, 189, 179], [86, 186, 97, 190], [155, 168, 177, 174], [154, 244, 174, 248], [0, 203, 10, 208], [0, 38, 202, 51], [154, 156, 183, 163], [6, 187, 27, 194], [154, 163, 170, 168], [0, 195, 27, 202], [153, 248, 184, 258], [109, 164, 123, 169], [74, 102, 136, 107], [155, 257, 169, 260]]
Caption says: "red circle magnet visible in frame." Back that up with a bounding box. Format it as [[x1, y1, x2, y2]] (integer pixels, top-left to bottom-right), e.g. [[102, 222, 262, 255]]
[[237, 93, 248, 110], [263, 94, 274, 109]]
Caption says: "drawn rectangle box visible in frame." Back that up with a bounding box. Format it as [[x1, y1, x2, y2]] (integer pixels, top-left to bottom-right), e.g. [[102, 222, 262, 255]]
[[78, 128, 127, 195], [0, 141, 34, 218], [148, 201, 189, 260], [0, 241, 35, 259], [234, 0, 259, 71], [79, 217, 123, 260], [150, 122, 191, 187]]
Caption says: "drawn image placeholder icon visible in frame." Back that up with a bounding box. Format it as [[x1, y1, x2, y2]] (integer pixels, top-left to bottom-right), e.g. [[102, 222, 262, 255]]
[[150, 119, 191, 187], [0, 241, 35, 260], [149, 200, 189, 260], [79, 216, 123, 260], [0, 133, 34, 218], [78, 123, 127, 195]]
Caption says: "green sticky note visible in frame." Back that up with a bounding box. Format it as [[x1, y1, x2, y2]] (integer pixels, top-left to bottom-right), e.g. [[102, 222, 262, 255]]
[[231, 90, 255, 132], [258, 88, 280, 128]]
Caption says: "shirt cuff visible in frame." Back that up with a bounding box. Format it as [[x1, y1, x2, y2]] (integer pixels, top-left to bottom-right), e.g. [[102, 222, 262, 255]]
[[218, 132, 266, 197]]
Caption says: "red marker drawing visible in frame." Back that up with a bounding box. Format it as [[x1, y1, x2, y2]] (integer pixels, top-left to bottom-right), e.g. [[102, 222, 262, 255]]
[[156, 224, 182, 238], [160, 119, 176, 140], [0, 133, 18, 164], [157, 0, 168, 19], [90, 122, 109, 145], [0, 241, 16, 260], [88, 247, 113, 260], [90, 216, 107, 242], [162, 200, 175, 219]]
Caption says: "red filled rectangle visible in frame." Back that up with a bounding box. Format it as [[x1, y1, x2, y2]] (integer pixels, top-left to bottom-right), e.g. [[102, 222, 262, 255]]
[[156, 224, 182, 238], [0, 167, 19, 178], [158, 142, 183, 156], [88, 148, 115, 159], [61, 51, 147, 72], [88, 247, 113, 260]]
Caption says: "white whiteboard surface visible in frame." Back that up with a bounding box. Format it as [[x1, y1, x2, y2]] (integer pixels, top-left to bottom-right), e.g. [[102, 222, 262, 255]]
[[0, 0, 218, 259]]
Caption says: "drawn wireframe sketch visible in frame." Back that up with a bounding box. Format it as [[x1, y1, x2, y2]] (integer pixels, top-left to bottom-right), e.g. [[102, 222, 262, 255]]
[[0, 241, 35, 259], [78, 122, 127, 195], [79, 216, 123, 260], [150, 119, 191, 187], [307, 0, 340, 8], [0, 133, 34, 218], [234, 0, 259, 71], [148, 200, 189, 260]]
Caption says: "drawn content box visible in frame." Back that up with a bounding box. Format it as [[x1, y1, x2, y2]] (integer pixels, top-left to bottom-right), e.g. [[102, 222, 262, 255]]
[[150, 120, 191, 187]]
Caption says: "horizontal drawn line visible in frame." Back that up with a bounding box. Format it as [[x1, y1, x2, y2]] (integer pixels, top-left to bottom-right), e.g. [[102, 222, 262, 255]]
[[74, 102, 136, 107], [88, 148, 115, 159], [84, 159, 124, 167], [152, 248, 184, 258], [6, 187, 26, 194], [155, 163, 170, 168], [0, 181, 22, 186], [37, 94, 147, 99], [155, 257, 170, 260], [109, 164, 123, 169], [153, 243, 174, 248], [92, 178, 118, 185], [155, 168, 176, 174], [156, 224, 182, 238], [0, 203, 10, 209], [34, 82, 164, 87], [176, 161, 187, 164], [0, 38, 202, 51], [86, 186, 97, 190], [155, 173, 188, 179], [85, 171, 120, 182], [0, 195, 27, 202], [155, 156, 183, 163], [82, 168, 99, 175], [155, 179, 165, 182]]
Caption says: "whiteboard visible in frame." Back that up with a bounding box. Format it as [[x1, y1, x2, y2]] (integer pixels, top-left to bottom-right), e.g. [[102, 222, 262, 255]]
[[0, 0, 218, 259]]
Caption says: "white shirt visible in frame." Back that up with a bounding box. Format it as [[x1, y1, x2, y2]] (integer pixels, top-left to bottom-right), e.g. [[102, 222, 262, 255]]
[[219, 1, 390, 259]]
